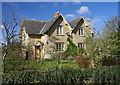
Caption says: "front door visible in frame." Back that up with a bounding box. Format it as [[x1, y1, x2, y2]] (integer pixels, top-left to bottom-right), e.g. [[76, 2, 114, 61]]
[[35, 46, 40, 59]]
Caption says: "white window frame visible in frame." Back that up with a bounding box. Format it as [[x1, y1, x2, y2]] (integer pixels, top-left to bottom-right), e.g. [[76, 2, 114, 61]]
[[78, 43, 84, 49], [79, 27, 84, 36], [57, 25, 63, 35], [56, 43, 64, 52], [22, 33, 25, 41]]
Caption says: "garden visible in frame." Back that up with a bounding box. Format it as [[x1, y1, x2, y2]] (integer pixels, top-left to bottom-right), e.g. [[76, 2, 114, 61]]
[[1, 10, 120, 84]]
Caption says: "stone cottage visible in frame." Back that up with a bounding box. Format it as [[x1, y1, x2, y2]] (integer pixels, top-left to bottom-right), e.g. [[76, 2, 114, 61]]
[[19, 11, 94, 59]]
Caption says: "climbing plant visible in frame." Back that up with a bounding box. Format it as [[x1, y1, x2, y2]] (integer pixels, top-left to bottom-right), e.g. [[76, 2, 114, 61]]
[[64, 37, 77, 57]]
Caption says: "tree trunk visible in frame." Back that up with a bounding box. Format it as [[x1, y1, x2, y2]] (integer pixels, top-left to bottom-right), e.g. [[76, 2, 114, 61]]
[[2, 53, 7, 73]]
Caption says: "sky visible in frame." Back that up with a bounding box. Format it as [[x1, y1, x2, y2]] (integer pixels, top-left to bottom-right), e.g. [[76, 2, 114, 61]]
[[0, 2, 118, 43]]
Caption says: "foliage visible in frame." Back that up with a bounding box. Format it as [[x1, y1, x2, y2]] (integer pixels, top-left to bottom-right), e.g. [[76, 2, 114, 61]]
[[5, 59, 80, 73], [3, 39, 24, 73], [76, 55, 90, 68], [2, 65, 120, 84], [91, 65, 120, 83], [78, 48, 86, 55], [85, 16, 120, 67], [2, 70, 37, 85], [64, 37, 77, 57], [2, 10, 20, 73], [102, 58, 120, 66], [2, 67, 84, 84]]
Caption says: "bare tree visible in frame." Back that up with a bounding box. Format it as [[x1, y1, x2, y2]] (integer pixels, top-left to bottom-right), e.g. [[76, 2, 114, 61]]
[[1, 10, 20, 73]]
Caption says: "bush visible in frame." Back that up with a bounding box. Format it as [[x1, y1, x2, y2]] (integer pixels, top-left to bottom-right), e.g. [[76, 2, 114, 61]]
[[102, 58, 120, 66], [64, 37, 77, 57], [78, 48, 85, 54], [76, 55, 90, 68], [2, 65, 120, 84], [2, 67, 84, 84], [92, 65, 120, 83], [5, 51, 24, 73], [2, 70, 37, 85]]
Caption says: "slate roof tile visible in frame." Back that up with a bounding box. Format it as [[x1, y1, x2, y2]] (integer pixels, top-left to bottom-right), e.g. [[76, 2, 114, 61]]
[[68, 17, 83, 30], [23, 15, 84, 35], [23, 14, 61, 34]]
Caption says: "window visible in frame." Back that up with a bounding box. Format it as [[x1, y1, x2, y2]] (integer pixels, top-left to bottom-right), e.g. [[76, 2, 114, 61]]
[[78, 43, 84, 49], [57, 25, 63, 35], [56, 43, 64, 51], [92, 33, 94, 37], [79, 27, 84, 36]]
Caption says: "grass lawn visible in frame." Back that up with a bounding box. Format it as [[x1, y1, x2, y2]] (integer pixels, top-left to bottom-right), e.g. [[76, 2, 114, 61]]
[[40, 60, 80, 70], [26, 60, 80, 70], [5, 59, 80, 73]]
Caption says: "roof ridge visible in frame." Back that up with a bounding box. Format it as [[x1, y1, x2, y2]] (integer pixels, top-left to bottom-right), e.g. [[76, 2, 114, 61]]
[[39, 14, 61, 34], [23, 19, 47, 22], [68, 16, 83, 22], [68, 16, 83, 29]]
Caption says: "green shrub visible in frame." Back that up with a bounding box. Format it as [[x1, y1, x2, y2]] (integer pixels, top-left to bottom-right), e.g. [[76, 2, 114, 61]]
[[78, 48, 85, 54], [2, 70, 37, 85], [2, 65, 120, 84], [64, 37, 77, 57], [91, 65, 120, 83]]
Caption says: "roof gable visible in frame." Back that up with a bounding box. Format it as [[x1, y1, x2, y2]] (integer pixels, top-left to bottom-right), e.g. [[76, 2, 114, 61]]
[[68, 17, 83, 30], [21, 14, 62, 35], [20, 13, 91, 36], [40, 14, 61, 34], [23, 19, 47, 34]]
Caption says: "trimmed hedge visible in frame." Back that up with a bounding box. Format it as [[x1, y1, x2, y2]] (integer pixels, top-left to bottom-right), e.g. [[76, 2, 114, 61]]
[[2, 65, 120, 84], [2, 70, 37, 85]]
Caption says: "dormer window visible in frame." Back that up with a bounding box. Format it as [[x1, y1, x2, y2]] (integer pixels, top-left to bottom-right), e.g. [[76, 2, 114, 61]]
[[57, 25, 63, 35], [79, 27, 84, 36]]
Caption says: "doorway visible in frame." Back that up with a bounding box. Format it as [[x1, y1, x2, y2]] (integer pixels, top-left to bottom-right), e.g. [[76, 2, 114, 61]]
[[35, 46, 40, 59]]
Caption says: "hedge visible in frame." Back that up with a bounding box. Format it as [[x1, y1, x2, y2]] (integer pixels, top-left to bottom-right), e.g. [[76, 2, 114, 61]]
[[2, 65, 120, 84]]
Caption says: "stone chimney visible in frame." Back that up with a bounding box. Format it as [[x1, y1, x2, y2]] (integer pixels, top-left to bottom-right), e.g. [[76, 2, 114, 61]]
[[54, 11, 60, 17]]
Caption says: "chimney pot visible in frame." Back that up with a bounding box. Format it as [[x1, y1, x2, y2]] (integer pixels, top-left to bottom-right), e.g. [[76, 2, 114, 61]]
[[54, 11, 60, 17]]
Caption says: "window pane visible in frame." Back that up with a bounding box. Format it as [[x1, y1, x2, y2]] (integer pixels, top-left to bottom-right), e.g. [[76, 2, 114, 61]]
[[57, 27, 59, 34], [78, 43, 84, 49], [79, 29, 80, 35], [60, 26, 62, 35], [56, 43, 64, 51], [62, 44, 63, 51], [78, 44, 79, 48], [79, 28, 84, 36], [82, 44, 84, 49], [80, 43, 82, 48], [56, 44, 58, 51], [81, 28, 83, 35]]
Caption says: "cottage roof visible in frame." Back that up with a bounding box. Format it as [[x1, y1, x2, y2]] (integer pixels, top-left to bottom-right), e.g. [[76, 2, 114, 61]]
[[20, 13, 86, 36], [22, 14, 61, 35], [23, 19, 47, 34], [68, 16, 83, 30], [40, 14, 61, 34]]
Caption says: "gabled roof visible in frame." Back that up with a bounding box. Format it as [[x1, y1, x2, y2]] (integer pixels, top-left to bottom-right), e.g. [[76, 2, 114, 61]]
[[23, 19, 47, 34], [40, 14, 61, 34], [21, 14, 61, 35], [68, 16, 83, 30], [20, 13, 91, 36]]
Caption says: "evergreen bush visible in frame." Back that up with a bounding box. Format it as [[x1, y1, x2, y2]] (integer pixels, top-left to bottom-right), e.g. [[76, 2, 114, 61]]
[[2, 65, 120, 84]]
